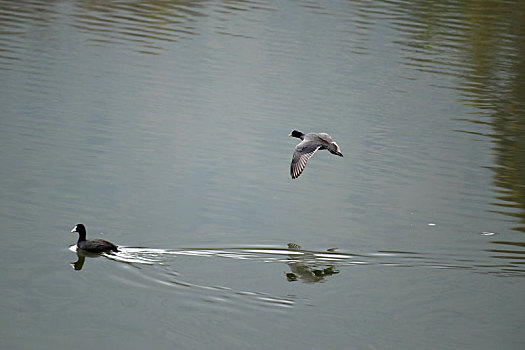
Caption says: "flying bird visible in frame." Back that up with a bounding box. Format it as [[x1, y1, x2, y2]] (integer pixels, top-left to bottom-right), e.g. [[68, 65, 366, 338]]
[[289, 130, 343, 179]]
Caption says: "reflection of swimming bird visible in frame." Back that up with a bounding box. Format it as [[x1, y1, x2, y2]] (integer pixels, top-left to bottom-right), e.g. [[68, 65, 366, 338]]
[[289, 130, 343, 179], [70, 250, 87, 270], [71, 224, 119, 253]]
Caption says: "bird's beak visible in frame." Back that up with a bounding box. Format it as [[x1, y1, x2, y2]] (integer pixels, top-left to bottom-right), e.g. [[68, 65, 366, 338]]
[[288, 133, 292, 137], [71, 226, 77, 233]]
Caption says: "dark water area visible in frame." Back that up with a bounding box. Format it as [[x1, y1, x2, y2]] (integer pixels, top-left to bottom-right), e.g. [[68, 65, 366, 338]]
[[1, 0, 524, 349]]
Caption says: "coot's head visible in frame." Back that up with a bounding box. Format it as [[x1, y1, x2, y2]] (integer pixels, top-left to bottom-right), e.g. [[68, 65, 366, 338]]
[[71, 224, 85, 233], [71, 224, 87, 241], [289, 130, 304, 139]]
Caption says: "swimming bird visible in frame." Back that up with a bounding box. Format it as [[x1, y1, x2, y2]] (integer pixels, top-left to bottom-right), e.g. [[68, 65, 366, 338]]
[[289, 130, 343, 179], [71, 224, 119, 253]]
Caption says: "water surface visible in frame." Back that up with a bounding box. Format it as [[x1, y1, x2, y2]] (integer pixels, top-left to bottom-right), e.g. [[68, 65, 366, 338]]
[[1, 0, 524, 349]]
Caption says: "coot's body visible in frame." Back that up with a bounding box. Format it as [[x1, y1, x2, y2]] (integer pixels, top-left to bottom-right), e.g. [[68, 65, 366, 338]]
[[71, 224, 118, 253]]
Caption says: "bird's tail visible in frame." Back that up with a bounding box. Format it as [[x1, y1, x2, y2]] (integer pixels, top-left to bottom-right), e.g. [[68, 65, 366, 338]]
[[328, 142, 343, 157]]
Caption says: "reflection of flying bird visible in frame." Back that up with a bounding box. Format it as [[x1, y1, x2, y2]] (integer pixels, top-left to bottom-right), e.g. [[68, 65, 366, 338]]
[[285, 243, 340, 283], [289, 130, 343, 179], [71, 224, 119, 253]]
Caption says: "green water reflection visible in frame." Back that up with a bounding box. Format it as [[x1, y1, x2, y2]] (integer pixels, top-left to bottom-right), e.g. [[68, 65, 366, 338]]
[[389, 0, 525, 235]]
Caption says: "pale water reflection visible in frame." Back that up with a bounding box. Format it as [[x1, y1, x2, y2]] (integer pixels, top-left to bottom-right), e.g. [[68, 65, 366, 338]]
[[69, 241, 525, 278]]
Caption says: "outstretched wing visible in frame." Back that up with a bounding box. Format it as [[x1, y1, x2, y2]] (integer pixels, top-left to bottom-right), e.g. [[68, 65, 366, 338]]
[[290, 140, 320, 179], [312, 133, 333, 144]]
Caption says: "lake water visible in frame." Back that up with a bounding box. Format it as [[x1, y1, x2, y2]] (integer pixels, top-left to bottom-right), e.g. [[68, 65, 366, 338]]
[[1, 0, 524, 349]]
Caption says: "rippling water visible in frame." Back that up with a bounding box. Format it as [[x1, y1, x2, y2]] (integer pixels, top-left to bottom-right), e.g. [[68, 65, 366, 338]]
[[1, 0, 524, 349]]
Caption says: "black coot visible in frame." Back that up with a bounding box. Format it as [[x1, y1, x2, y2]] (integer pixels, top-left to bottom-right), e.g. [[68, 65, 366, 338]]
[[71, 224, 119, 253]]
